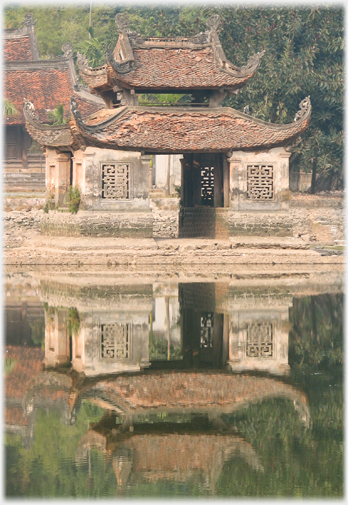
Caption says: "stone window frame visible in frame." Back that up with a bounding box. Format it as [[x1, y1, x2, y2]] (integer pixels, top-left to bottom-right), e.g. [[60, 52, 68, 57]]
[[245, 162, 276, 202], [99, 161, 134, 201]]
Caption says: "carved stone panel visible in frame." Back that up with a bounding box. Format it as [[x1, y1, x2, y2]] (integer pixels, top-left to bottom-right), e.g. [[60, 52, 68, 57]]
[[247, 165, 274, 200], [101, 163, 130, 199]]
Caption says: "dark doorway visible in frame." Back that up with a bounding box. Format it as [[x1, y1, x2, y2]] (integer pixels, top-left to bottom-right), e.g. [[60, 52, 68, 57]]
[[181, 153, 223, 208]]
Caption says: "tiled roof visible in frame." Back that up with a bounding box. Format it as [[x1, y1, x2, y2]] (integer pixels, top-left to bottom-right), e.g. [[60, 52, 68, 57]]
[[68, 99, 310, 153], [24, 93, 311, 153], [112, 46, 258, 90], [5, 36, 33, 61], [78, 13, 264, 93], [5, 64, 103, 126]]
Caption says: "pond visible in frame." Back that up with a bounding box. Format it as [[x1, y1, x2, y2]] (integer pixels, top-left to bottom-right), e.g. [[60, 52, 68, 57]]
[[4, 267, 343, 498]]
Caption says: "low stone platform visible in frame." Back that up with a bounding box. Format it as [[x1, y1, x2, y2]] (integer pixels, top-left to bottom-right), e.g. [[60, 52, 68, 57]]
[[3, 233, 344, 266]]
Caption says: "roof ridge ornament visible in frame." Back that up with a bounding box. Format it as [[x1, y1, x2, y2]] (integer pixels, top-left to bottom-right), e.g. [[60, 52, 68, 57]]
[[23, 99, 41, 123], [205, 14, 221, 31], [240, 50, 266, 72], [294, 96, 311, 122], [76, 52, 89, 68], [62, 43, 73, 59], [22, 13, 36, 28], [71, 97, 83, 125], [115, 13, 131, 32]]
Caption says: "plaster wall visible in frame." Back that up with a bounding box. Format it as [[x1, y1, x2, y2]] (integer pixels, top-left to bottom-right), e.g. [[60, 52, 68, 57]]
[[76, 147, 150, 212], [229, 147, 290, 212], [153, 155, 182, 192]]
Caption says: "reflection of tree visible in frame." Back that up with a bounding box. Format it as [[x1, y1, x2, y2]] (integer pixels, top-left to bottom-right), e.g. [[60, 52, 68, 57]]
[[289, 294, 343, 368], [29, 319, 45, 347]]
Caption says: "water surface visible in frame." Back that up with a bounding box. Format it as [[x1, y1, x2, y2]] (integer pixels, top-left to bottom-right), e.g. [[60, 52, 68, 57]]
[[4, 268, 343, 498]]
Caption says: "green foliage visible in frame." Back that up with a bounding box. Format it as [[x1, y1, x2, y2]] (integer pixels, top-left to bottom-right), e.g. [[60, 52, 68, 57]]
[[138, 94, 186, 106], [67, 186, 81, 214], [3, 99, 18, 118], [289, 294, 343, 368], [68, 308, 80, 334], [47, 103, 69, 125], [76, 27, 106, 68]]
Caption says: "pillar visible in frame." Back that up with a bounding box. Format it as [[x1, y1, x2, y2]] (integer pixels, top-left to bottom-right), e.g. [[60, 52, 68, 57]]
[[228, 155, 242, 210], [55, 152, 71, 207], [223, 155, 230, 207]]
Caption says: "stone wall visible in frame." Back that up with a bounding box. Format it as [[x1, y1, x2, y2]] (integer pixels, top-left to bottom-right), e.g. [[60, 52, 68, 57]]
[[179, 207, 293, 238], [150, 198, 180, 239], [39, 210, 154, 238], [3, 192, 344, 243]]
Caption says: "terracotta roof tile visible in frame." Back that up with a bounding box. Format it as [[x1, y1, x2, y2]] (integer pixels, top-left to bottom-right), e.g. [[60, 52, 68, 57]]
[[5, 37, 33, 62], [5, 67, 102, 126], [67, 103, 310, 153], [117, 47, 253, 90]]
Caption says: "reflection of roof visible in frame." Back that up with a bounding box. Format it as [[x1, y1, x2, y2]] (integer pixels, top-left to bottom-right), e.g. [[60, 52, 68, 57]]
[[77, 14, 264, 93], [5, 404, 29, 427], [91, 371, 308, 416], [24, 96, 311, 154], [5, 346, 44, 400], [77, 430, 263, 488]]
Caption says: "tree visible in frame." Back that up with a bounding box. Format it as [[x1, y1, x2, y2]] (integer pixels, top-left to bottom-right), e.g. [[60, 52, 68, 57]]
[[46, 103, 69, 125]]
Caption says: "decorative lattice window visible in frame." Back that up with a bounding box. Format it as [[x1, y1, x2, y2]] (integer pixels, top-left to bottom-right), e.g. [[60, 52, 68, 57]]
[[101, 163, 130, 199], [200, 312, 214, 348], [100, 323, 129, 359], [201, 166, 214, 206], [246, 322, 274, 357], [247, 165, 274, 200]]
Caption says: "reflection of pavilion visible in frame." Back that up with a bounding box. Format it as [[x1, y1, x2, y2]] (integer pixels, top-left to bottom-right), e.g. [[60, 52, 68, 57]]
[[5, 277, 312, 495], [41, 281, 293, 377]]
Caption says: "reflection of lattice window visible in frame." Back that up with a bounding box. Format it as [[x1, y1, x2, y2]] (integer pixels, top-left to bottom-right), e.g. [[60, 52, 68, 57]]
[[201, 166, 214, 206], [101, 323, 129, 359], [101, 163, 130, 199], [246, 322, 273, 357], [247, 165, 274, 200], [200, 312, 214, 348]]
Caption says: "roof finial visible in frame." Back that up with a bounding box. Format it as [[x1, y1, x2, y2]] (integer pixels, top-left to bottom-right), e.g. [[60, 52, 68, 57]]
[[115, 13, 131, 32], [294, 96, 311, 122], [62, 43, 73, 59], [22, 13, 36, 27], [23, 99, 40, 123], [205, 14, 221, 31]]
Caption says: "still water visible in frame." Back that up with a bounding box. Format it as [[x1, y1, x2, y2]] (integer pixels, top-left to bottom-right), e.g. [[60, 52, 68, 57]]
[[4, 267, 343, 498]]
